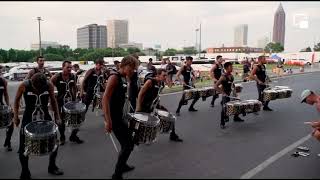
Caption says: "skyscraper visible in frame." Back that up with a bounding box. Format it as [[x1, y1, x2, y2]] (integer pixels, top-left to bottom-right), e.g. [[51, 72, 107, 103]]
[[272, 3, 286, 47], [77, 24, 107, 49], [107, 20, 129, 48], [234, 24, 248, 47]]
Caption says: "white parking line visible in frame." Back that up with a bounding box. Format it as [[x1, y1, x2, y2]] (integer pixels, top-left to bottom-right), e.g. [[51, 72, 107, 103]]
[[240, 134, 312, 179]]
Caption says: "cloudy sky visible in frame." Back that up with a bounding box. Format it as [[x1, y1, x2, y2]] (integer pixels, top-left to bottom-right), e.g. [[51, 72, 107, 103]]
[[0, 1, 319, 52]]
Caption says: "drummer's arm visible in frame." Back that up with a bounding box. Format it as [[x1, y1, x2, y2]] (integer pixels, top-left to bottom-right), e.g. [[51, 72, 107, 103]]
[[25, 69, 35, 80], [81, 69, 92, 96], [214, 76, 226, 95], [48, 82, 61, 122], [176, 66, 185, 85], [102, 75, 118, 129], [250, 65, 263, 84], [50, 73, 58, 87], [13, 83, 25, 126], [136, 79, 152, 112], [3, 79, 10, 106]]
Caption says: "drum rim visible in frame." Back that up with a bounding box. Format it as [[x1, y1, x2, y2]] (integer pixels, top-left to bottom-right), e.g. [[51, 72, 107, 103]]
[[63, 101, 87, 114], [155, 109, 176, 122], [129, 112, 161, 127], [24, 120, 58, 139]]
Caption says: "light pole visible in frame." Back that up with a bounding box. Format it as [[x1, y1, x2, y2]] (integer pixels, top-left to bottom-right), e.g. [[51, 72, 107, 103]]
[[199, 22, 202, 58], [37, 17, 43, 56], [195, 28, 199, 56]]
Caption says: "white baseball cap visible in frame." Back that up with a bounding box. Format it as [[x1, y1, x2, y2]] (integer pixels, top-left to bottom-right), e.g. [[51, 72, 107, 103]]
[[301, 89, 313, 103]]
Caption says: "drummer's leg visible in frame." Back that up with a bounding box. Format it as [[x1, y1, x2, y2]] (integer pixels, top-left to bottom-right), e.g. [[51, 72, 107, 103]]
[[57, 104, 66, 145], [84, 92, 94, 113], [48, 141, 64, 175], [176, 86, 188, 115], [220, 96, 228, 129], [4, 122, 14, 151], [18, 128, 31, 179], [170, 123, 183, 142], [112, 123, 134, 178], [189, 95, 199, 111]]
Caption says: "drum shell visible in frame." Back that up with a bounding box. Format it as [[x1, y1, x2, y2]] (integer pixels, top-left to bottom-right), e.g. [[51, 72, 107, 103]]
[[24, 120, 58, 156], [183, 89, 198, 101], [0, 105, 12, 129], [263, 90, 278, 101], [277, 89, 287, 99], [155, 110, 175, 134], [128, 113, 160, 144]]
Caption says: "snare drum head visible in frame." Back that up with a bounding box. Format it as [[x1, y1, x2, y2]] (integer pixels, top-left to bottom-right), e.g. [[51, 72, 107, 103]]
[[131, 112, 160, 127], [25, 120, 57, 138], [274, 86, 289, 89], [156, 109, 170, 117], [63, 101, 86, 114]]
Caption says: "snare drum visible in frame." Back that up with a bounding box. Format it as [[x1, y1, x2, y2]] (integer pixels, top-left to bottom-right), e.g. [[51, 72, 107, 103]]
[[245, 100, 261, 113], [197, 88, 209, 101], [0, 105, 12, 129], [241, 101, 254, 113], [63, 101, 86, 128], [24, 120, 58, 156], [155, 109, 176, 134], [263, 89, 278, 101], [128, 112, 160, 145]]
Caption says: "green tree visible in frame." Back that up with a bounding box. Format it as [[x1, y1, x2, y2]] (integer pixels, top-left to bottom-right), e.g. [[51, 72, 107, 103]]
[[126, 47, 141, 54], [314, 43, 320, 51], [264, 42, 284, 53], [8, 49, 17, 62], [163, 48, 177, 56], [44, 53, 64, 61], [300, 47, 312, 52], [0, 49, 8, 63]]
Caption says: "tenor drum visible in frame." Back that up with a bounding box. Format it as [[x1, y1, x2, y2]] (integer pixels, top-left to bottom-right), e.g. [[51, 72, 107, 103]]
[[263, 89, 278, 101], [235, 84, 243, 93], [276, 89, 288, 99], [0, 105, 12, 129], [283, 88, 293, 98], [241, 101, 254, 113], [226, 100, 241, 116], [63, 101, 86, 128], [128, 112, 160, 145], [24, 120, 58, 156], [183, 89, 198, 101], [155, 109, 176, 134]]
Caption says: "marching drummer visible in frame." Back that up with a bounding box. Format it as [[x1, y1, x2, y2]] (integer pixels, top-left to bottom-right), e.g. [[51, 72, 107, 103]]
[[51, 60, 82, 145], [25, 56, 52, 80], [13, 73, 63, 179], [102, 55, 139, 179], [250, 55, 273, 111], [214, 62, 245, 129], [209, 55, 224, 107], [1, 73, 14, 151], [80, 58, 106, 112], [175, 56, 199, 116], [136, 68, 183, 142]]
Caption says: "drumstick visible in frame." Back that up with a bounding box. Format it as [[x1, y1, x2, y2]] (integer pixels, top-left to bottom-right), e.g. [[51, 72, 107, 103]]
[[304, 122, 314, 125], [106, 132, 119, 153]]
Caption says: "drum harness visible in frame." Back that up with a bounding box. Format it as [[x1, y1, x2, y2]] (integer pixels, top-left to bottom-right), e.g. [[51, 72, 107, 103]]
[[24, 91, 58, 156], [60, 80, 78, 127], [92, 74, 104, 112]]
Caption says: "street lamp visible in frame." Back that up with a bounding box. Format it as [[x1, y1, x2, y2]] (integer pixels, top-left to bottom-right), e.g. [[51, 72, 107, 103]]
[[199, 22, 202, 59], [195, 28, 199, 56], [37, 17, 43, 56]]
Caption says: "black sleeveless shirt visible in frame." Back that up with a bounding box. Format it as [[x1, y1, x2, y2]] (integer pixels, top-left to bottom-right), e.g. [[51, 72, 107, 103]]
[[221, 73, 234, 96], [84, 68, 105, 93], [33, 67, 51, 79], [108, 71, 127, 124], [22, 80, 51, 127], [55, 72, 76, 105], [256, 64, 267, 83], [0, 78, 5, 105], [141, 78, 164, 113], [181, 65, 193, 85], [213, 63, 224, 80]]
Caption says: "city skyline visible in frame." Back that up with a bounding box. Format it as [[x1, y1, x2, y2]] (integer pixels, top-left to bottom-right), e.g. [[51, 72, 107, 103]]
[[234, 24, 248, 47], [0, 1, 319, 52]]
